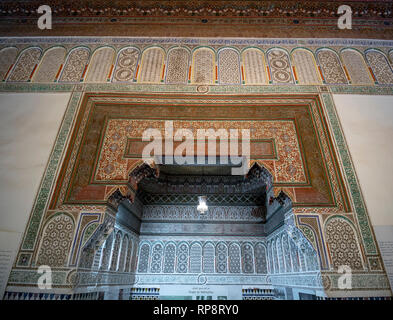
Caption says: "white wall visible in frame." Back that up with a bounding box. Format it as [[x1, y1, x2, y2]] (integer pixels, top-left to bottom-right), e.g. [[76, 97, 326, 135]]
[[333, 94, 393, 227], [333, 94, 393, 290], [0, 92, 71, 297]]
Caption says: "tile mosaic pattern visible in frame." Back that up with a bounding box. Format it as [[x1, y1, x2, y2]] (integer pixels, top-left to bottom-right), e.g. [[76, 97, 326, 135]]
[[36, 213, 75, 267], [325, 216, 363, 270]]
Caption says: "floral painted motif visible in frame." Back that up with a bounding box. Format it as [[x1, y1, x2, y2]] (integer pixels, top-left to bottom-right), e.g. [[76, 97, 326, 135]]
[[96, 119, 306, 184], [60, 47, 90, 82], [8, 47, 41, 82]]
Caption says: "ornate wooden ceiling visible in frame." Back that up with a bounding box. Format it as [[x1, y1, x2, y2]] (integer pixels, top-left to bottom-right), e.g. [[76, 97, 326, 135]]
[[1, 0, 392, 38]]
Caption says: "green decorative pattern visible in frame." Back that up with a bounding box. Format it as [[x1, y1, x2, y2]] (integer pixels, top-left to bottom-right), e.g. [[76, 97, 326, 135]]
[[299, 225, 317, 250], [208, 85, 319, 94], [8, 269, 68, 286], [329, 86, 393, 95], [81, 223, 99, 247], [321, 93, 377, 255], [0, 83, 393, 95], [327, 272, 390, 290], [21, 91, 82, 250], [0, 83, 74, 92]]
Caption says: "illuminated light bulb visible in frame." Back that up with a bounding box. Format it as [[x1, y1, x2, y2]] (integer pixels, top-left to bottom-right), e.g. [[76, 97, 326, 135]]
[[197, 196, 208, 214]]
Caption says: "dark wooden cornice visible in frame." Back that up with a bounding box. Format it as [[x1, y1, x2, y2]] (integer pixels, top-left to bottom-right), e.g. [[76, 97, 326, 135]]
[[0, 1, 392, 38]]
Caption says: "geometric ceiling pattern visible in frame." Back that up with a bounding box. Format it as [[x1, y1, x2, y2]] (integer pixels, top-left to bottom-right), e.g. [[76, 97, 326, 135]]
[[49, 93, 350, 215]]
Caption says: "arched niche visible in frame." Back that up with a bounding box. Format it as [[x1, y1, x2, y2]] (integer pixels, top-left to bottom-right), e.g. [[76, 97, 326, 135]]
[[163, 242, 176, 273], [266, 48, 294, 84], [291, 48, 321, 84], [325, 216, 364, 271], [191, 47, 215, 84], [118, 234, 129, 271], [36, 213, 75, 267], [215, 242, 228, 273], [189, 242, 202, 273], [59, 47, 90, 83], [8, 47, 42, 82], [341, 49, 373, 85], [32, 47, 66, 83], [109, 231, 122, 271], [218, 48, 241, 85], [112, 47, 139, 83], [138, 47, 165, 83], [165, 47, 190, 84], [242, 48, 267, 85], [137, 242, 150, 273], [0, 47, 18, 81], [316, 48, 347, 84], [85, 47, 115, 83], [202, 242, 215, 273], [150, 242, 164, 273], [365, 50, 393, 84], [228, 243, 241, 274]]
